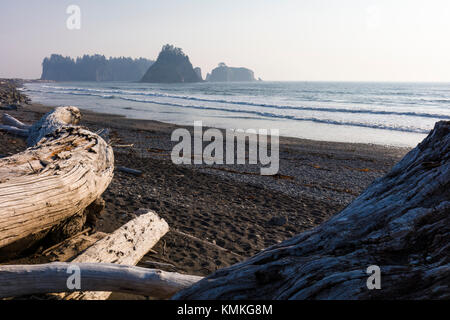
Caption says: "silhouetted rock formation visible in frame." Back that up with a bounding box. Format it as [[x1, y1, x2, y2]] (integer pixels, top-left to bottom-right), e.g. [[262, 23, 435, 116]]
[[207, 63, 256, 82], [140, 45, 202, 83], [194, 67, 203, 81], [41, 54, 154, 82]]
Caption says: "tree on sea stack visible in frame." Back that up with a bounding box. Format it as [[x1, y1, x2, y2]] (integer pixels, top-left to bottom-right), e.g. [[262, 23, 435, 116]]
[[140, 44, 203, 83], [174, 121, 449, 300]]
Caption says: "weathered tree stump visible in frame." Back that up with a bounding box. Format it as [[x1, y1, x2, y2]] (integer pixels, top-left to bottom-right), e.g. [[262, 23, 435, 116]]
[[174, 121, 449, 300]]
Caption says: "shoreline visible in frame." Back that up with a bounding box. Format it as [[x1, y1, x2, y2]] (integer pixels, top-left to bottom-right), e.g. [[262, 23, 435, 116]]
[[22, 80, 429, 148], [19, 99, 415, 152], [0, 83, 411, 299]]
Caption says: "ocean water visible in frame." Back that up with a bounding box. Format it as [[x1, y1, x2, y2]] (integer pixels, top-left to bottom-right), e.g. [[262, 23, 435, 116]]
[[24, 81, 450, 147]]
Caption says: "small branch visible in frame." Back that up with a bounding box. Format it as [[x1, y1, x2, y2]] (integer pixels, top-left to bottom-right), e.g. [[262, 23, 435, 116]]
[[140, 260, 178, 271], [116, 166, 143, 176], [172, 229, 244, 259], [112, 144, 134, 148], [41, 228, 92, 256]]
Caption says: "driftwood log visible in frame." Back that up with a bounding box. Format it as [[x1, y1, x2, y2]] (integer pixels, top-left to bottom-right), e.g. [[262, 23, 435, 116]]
[[0, 210, 198, 300], [0, 263, 202, 299], [0, 210, 189, 300], [174, 121, 449, 300], [60, 209, 169, 300], [0, 107, 113, 251]]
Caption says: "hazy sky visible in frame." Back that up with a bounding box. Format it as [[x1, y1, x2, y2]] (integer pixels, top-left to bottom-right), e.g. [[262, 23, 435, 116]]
[[1, 0, 450, 81]]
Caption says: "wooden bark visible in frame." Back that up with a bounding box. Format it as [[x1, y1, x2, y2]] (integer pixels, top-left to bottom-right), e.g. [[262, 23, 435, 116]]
[[0, 262, 202, 299], [59, 209, 170, 300], [0, 107, 114, 250], [174, 121, 450, 300]]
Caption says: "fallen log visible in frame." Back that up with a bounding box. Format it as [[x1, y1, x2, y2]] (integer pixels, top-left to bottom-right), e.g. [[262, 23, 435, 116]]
[[59, 209, 169, 300], [0, 262, 202, 299], [0, 107, 114, 251], [174, 121, 450, 300], [2, 113, 30, 130]]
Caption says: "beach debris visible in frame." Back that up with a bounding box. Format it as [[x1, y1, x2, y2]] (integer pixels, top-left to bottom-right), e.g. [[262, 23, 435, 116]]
[[268, 216, 287, 227], [112, 143, 134, 148], [172, 229, 243, 259], [41, 228, 92, 256], [173, 121, 450, 300], [140, 260, 178, 271], [96, 128, 110, 143], [117, 166, 143, 176], [0, 104, 18, 111]]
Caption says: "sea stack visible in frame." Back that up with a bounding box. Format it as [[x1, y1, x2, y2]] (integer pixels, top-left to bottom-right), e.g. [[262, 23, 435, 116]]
[[141, 45, 202, 83], [194, 67, 203, 81], [207, 63, 256, 82]]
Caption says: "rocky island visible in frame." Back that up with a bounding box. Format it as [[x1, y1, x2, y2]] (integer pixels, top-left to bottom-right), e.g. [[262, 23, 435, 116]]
[[140, 45, 203, 83], [41, 54, 154, 82], [206, 63, 256, 82]]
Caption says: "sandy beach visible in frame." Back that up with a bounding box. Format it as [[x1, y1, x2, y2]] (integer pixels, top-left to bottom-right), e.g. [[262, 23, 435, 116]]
[[0, 100, 410, 277], [0, 76, 416, 299]]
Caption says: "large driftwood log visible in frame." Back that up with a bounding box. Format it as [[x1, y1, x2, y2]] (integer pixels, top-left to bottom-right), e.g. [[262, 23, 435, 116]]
[[174, 121, 450, 300], [26, 106, 81, 146], [60, 209, 169, 300], [0, 262, 202, 299], [0, 107, 113, 250]]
